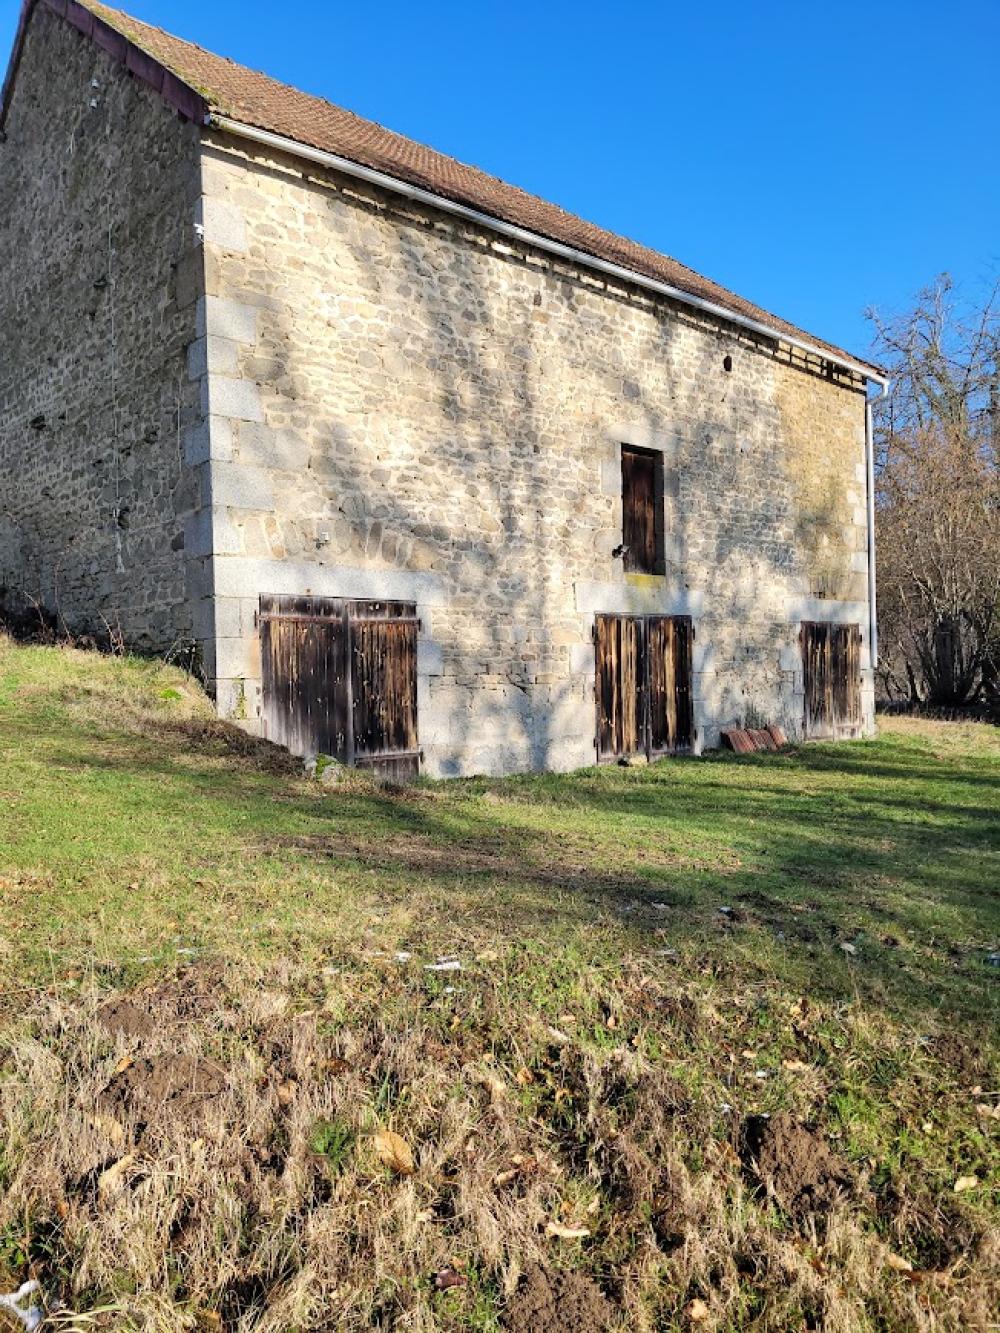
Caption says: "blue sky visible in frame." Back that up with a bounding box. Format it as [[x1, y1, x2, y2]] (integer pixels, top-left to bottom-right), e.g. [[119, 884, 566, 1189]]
[[2, 0, 997, 358]]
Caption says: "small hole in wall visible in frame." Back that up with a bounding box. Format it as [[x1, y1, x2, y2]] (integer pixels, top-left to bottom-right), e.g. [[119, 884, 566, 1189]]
[[723, 354, 734, 373]]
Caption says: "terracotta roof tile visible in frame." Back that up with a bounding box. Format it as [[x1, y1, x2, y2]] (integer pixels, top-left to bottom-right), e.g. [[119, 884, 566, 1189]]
[[27, 0, 881, 374]]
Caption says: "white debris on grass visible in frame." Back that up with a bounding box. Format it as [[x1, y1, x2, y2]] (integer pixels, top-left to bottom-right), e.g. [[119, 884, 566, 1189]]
[[424, 958, 462, 973], [0, 1281, 43, 1331]]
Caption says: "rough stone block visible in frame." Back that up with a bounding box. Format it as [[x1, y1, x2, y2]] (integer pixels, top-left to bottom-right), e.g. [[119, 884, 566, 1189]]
[[187, 335, 240, 381], [209, 460, 275, 510]]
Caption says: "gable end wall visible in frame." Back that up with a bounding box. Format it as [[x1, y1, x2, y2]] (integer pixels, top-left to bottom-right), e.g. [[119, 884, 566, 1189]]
[[0, 5, 206, 654]]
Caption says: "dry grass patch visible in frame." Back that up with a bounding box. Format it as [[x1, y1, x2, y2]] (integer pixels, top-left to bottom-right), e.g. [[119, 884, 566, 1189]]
[[0, 955, 997, 1331]]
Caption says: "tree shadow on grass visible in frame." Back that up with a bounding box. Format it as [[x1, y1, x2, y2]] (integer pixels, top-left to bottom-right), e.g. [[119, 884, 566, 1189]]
[[7, 710, 998, 1032]]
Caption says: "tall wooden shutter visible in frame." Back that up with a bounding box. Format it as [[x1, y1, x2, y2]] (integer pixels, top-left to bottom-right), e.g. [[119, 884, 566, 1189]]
[[621, 447, 662, 574], [648, 615, 693, 753], [595, 613, 645, 760], [350, 601, 419, 780], [259, 596, 349, 760]]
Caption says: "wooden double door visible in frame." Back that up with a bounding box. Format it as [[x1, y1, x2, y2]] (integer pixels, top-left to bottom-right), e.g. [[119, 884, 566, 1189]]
[[259, 595, 419, 780], [595, 614, 694, 760], [801, 621, 862, 738]]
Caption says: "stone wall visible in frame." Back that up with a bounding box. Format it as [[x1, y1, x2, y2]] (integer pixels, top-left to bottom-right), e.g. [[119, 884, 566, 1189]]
[[191, 131, 873, 776], [0, 5, 203, 653]]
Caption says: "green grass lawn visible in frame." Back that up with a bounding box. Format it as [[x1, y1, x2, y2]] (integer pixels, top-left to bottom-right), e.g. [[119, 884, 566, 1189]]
[[0, 639, 997, 1331]]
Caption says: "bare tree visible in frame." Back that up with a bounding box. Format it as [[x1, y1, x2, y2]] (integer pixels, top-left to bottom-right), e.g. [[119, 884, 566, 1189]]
[[868, 276, 1000, 706]]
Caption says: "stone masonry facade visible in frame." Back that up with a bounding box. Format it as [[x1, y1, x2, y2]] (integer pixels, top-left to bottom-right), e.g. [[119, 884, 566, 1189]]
[[192, 135, 873, 775], [1, 7, 875, 777], [0, 6, 205, 655]]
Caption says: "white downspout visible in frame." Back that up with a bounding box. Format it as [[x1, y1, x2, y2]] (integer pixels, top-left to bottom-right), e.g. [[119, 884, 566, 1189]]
[[865, 380, 889, 683]]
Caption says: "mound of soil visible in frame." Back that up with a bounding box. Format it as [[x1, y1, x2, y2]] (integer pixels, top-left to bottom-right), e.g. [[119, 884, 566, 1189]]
[[742, 1112, 853, 1218], [162, 718, 300, 773], [97, 965, 229, 1041], [930, 1032, 985, 1084], [97, 998, 156, 1040], [100, 1055, 227, 1127], [503, 1266, 615, 1333]]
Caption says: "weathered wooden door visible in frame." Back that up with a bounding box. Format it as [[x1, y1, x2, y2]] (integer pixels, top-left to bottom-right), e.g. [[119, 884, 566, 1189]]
[[648, 614, 694, 754], [801, 621, 862, 738], [595, 613, 693, 760], [596, 613, 646, 760], [260, 595, 420, 778], [349, 601, 420, 781]]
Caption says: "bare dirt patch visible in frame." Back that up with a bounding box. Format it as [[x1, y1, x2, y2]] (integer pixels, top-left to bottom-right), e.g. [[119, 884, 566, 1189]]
[[741, 1112, 854, 1218], [100, 1054, 227, 1128], [503, 1265, 615, 1333], [97, 997, 156, 1041], [157, 717, 301, 774], [930, 1031, 987, 1085], [98, 965, 229, 1041]]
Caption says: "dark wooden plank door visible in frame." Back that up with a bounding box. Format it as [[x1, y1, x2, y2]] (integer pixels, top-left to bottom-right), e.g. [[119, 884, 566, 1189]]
[[349, 601, 419, 781], [260, 595, 419, 778], [260, 595, 349, 760], [648, 615, 693, 754], [802, 621, 862, 738], [595, 613, 645, 760], [596, 613, 692, 760]]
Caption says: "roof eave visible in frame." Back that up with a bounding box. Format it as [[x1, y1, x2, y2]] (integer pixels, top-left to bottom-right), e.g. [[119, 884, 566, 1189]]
[[0, 0, 885, 386], [0, 0, 208, 140], [210, 112, 887, 387]]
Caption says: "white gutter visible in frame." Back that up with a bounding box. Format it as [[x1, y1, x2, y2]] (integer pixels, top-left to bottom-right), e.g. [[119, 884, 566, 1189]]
[[210, 112, 886, 677], [211, 115, 887, 389]]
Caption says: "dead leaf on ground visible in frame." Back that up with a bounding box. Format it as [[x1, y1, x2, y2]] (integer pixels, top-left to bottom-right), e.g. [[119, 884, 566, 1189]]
[[886, 1253, 913, 1273], [434, 1268, 466, 1291], [374, 1127, 415, 1176]]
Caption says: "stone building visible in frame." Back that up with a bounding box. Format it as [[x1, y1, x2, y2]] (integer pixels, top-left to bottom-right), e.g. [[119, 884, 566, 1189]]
[[0, 0, 885, 777]]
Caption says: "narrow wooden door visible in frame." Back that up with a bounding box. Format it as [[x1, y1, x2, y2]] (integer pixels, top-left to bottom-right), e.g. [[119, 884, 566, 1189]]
[[595, 613, 692, 760], [259, 595, 349, 760], [801, 621, 862, 738], [595, 613, 645, 760], [648, 615, 693, 754], [349, 601, 420, 781]]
